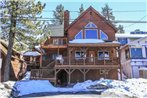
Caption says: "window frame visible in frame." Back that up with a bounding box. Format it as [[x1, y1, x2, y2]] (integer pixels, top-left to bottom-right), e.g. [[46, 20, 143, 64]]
[[75, 51, 86, 59], [98, 51, 110, 60]]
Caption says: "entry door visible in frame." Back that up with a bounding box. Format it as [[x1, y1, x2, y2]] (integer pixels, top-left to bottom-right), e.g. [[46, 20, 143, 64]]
[[89, 51, 95, 63]]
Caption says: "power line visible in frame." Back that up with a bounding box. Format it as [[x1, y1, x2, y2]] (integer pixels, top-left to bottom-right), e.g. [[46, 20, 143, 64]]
[[1, 16, 147, 23], [124, 15, 147, 28]]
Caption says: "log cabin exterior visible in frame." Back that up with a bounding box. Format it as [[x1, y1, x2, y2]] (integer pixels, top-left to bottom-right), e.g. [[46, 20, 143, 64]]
[[0, 40, 26, 82], [31, 6, 121, 85]]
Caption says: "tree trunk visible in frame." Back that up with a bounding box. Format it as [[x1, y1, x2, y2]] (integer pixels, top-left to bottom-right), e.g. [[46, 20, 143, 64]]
[[3, 2, 17, 81], [4, 30, 15, 81]]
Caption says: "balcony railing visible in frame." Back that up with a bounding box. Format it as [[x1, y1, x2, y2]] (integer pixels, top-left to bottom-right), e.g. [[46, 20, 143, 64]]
[[55, 57, 119, 66]]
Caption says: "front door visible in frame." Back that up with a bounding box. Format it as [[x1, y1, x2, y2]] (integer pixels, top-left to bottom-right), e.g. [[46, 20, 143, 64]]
[[89, 51, 95, 63]]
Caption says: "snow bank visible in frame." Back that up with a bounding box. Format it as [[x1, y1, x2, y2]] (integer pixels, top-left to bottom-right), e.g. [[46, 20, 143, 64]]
[[13, 78, 147, 98], [0, 81, 15, 98], [13, 80, 58, 96], [102, 78, 147, 98]]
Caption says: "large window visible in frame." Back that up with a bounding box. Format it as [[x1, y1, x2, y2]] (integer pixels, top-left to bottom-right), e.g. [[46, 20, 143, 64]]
[[85, 29, 98, 39], [98, 51, 109, 60], [118, 38, 128, 45], [75, 51, 86, 59], [131, 48, 143, 59], [100, 30, 108, 40]]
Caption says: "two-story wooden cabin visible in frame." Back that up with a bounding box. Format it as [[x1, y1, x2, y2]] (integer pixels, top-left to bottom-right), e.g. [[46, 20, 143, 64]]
[[31, 6, 121, 86]]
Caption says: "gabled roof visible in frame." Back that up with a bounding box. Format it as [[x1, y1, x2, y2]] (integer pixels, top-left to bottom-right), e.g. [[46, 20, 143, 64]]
[[0, 40, 20, 55], [66, 6, 117, 32]]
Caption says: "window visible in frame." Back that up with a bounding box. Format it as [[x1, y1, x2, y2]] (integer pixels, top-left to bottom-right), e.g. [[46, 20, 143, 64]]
[[131, 48, 143, 59], [118, 38, 128, 45], [85, 29, 98, 39], [75, 30, 83, 39], [146, 47, 147, 58], [53, 39, 59, 45], [75, 51, 86, 59], [52, 54, 58, 60], [100, 30, 108, 40], [125, 49, 130, 60], [30, 57, 36, 62], [98, 51, 109, 60], [85, 22, 97, 28]]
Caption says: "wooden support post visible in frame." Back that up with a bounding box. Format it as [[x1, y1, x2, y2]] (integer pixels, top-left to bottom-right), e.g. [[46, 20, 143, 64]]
[[118, 47, 122, 80], [68, 69, 71, 85]]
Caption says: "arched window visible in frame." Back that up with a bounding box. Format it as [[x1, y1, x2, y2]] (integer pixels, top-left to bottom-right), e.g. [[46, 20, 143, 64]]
[[100, 30, 108, 40], [75, 30, 83, 39]]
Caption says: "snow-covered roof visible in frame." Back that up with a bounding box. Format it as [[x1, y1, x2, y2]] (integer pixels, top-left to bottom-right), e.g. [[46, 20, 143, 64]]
[[69, 39, 104, 44], [115, 34, 147, 38], [23, 51, 41, 56]]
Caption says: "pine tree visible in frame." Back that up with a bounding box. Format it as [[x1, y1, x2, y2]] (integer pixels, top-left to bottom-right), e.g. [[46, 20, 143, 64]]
[[101, 4, 115, 21], [79, 4, 84, 14], [0, 0, 45, 81], [52, 4, 64, 25], [117, 25, 125, 33]]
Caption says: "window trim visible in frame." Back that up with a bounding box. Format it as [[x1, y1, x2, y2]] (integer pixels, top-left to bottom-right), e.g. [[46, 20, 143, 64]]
[[85, 29, 98, 39]]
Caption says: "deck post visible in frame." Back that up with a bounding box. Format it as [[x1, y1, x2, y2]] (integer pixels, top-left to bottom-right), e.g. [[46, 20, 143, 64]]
[[118, 47, 122, 80], [68, 69, 71, 85]]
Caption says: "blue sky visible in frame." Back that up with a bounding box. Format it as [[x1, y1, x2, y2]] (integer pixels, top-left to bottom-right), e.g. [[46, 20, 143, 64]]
[[40, 0, 147, 33]]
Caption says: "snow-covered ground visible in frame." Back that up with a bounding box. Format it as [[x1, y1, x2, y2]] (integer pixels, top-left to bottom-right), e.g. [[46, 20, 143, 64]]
[[0, 81, 15, 98], [12, 78, 147, 98]]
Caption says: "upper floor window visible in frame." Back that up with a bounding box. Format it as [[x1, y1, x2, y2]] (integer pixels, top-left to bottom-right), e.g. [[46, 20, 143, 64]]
[[53, 39, 59, 45], [85, 22, 97, 28], [118, 38, 128, 45], [74, 22, 109, 40], [75, 51, 86, 59], [75, 30, 83, 39], [131, 48, 143, 59], [98, 51, 109, 60], [100, 30, 108, 40], [53, 39, 63, 45], [85, 29, 98, 39]]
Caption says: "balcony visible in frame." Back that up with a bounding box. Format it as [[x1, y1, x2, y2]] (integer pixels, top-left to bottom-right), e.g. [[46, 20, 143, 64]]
[[41, 38, 67, 49], [55, 57, 120, 69]]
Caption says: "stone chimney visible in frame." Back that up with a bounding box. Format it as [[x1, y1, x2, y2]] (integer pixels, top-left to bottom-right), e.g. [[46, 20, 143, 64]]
[[64, 10, 70, 30]]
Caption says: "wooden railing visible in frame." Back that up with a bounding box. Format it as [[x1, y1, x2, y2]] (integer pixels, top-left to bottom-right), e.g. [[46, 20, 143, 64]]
[[55, 57, 119, 66]]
